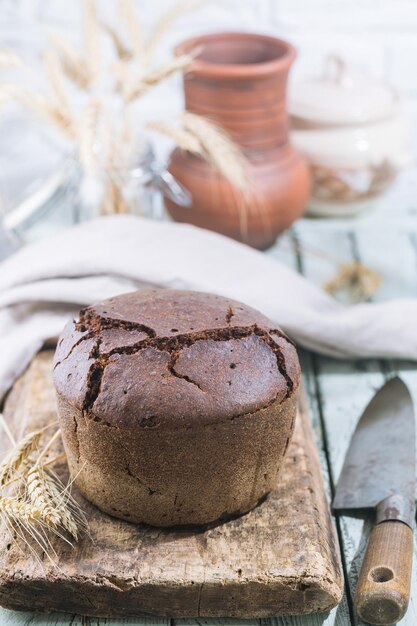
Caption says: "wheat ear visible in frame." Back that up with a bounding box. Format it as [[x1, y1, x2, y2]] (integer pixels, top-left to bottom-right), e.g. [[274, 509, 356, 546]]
[[101, 22, 132, 60], [180, 112, 250, 195], [13, 88, 75, 139], [23, 428, 64, 529], [0, 497, 41, 524], [83, 0, 101, 85], [151, 112, 254, 237], [43, 50, 72, 115], [125, 52, 194, 103], [147, 120, 202, 154], [0, 496, 60, 562], [47, 32, 91, 90], [41, 471, 81, 540], [26, 467, 61, 527], [119, 0, 143, 60], [149, 113, 251, 193], [0, 431, 42, 487]]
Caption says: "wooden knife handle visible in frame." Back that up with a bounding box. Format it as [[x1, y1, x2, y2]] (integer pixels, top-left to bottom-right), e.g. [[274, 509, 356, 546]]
[[355, 521, 413, 625]]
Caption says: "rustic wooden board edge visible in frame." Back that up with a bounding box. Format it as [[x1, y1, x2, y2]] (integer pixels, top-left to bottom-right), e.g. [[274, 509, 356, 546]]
[[0, 575, 341, 619], [0, 351, 343, 619]]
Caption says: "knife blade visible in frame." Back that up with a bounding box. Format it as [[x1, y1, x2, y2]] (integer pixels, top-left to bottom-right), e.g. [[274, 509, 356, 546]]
[[332, 377, 415, 626]]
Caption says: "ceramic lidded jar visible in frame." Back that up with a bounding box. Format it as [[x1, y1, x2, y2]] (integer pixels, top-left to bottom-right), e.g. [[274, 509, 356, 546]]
[[289, 57, 410, 217], [164, 32, 310, 250]]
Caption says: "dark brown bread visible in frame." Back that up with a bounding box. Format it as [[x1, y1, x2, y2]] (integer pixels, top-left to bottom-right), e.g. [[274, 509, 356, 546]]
[[53, 289, 300, 526]]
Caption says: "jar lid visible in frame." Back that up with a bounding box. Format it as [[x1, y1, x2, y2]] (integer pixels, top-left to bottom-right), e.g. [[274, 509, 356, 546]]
[[288, 56, 398, 125]]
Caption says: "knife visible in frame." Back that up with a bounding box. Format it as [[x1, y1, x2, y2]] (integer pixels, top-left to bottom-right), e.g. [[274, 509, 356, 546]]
[[333, 377, 415, 625]]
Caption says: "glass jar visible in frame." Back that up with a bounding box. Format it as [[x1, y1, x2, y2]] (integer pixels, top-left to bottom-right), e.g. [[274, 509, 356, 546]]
[[81, 140, 190, 220], [0, 120, 190, 249], [288, 57, 410, 217], [0, 113, 81, 245]]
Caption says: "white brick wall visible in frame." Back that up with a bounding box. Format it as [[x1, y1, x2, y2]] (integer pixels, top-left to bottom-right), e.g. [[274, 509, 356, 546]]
[[22, 0, 416, 95]]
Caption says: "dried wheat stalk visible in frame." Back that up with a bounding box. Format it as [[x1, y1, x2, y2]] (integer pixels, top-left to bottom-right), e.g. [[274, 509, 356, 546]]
[[181, 112, 250, 194], [0, 497, 41, 524], [101, 22, 132, 60], [147, 120, 202, 154], [47, 32, 91, 90], [76, 98, 101, 175], [284, 234, 382, 301], [119, 0, 143, 60], [43, 50, 72, 117], [43, 468, 87, 540], [324, 261, 381, 301], [149, 112, 250, 192], [148, 112, 253, 234], [0, 431, 42, 487], [83, 0, 101, 86], [124, 52, 195, 102], [0, 1, 247, 218], [12, 88, 75, 139], [0, 426, 88, 557], [26, 467, 61, 527], [42, 473, 78, 539]]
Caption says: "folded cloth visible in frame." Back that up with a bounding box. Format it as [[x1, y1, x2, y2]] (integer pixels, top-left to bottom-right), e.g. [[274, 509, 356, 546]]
[[1, 215, 416, 400]]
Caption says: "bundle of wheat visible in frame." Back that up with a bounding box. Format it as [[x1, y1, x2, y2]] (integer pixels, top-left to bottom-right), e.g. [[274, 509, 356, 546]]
[[0, 0, 249, 217], [323, 261, 381, 302], [283, 233, 382, 301], [0, 416, 87, 563]]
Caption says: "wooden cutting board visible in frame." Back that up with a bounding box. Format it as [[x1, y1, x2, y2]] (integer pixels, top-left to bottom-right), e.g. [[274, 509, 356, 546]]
[[0, 351, 343, 618]]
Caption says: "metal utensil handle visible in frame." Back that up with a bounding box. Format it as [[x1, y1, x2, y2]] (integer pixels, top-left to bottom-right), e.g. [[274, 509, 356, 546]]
[[153, 169, 192, 207], [355, 519, 413, 625]]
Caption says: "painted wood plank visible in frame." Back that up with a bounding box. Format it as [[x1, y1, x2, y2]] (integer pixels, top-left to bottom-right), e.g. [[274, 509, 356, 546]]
[[287, 227, 356, 306], [297, 224, 417, 626], [349, 228, 417, 626], [287, 206, 417, 235], [294, 224, 389, 626], [172, 611, 259, 625], [267, 610, 344, 626], [0, 610, 170, 625], [354, 227, 417, 300], [299, 351, 354, 626], [271, 232, 346, 551], [272, 227, 355, 626]]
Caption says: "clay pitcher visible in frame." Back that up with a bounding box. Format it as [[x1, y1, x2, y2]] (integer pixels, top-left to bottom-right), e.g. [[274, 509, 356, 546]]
[[164, 32, 310, 250]]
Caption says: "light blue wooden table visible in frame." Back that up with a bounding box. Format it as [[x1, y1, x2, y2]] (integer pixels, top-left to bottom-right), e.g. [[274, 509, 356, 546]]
[[2, 167, 417, 625]]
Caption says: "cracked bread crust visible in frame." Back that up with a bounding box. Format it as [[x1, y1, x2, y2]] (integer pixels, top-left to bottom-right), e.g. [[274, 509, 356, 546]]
[[53, 289, 301, 526], [53, 290, 299, 427]]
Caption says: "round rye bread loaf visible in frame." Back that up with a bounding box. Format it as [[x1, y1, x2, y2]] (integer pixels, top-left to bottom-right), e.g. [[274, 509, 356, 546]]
[[53, 289, 301, 527]]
